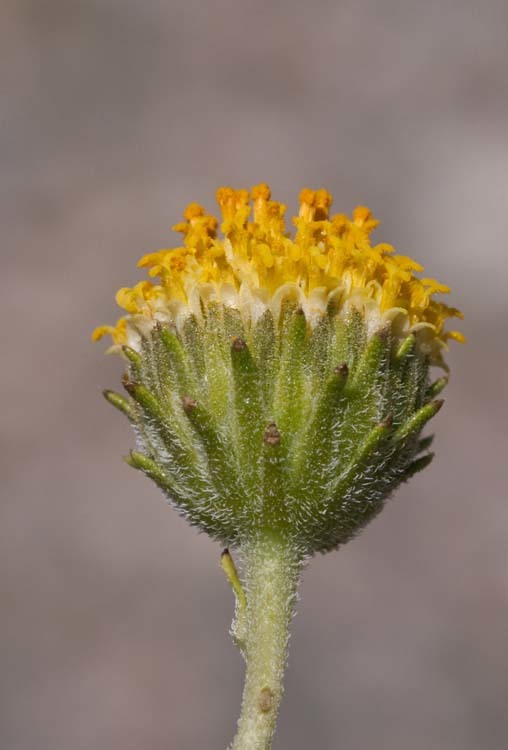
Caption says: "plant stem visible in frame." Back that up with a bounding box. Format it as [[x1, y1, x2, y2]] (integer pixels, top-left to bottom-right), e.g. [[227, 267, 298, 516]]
[[230, 534, 302, 750]]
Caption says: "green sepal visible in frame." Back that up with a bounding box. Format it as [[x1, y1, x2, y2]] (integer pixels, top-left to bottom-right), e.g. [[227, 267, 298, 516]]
[[158, 325, 197, 397], [261, 422, 286, 529], [273, 305, 307, 439], [305, 418, 394, 552], [180, 314, 206, 380], [181, 396, 244, 503], [230, 337, 264, 471], [125, 450, 191, 508], [334, 418, 393, 495], [250, 309, 277, 405], [394, 399, 444, 443], [103, 303, 445, 553], [306, 315, 333, 384], [123, 380, 200, 479], [290, 363, 349, 503], [223, 306, 246, 341], [349, 325, 390, 392], [426, 376, 448, 398], [340, 308, 366, 369], [123, 380, 159, 415], [394, 333, 416, 363], [103, 389, 136, 420], [220, 549, 247, 652], [344, 326, 392, 435], [201, 302, 235, 420], [122, 346, 143, 380]]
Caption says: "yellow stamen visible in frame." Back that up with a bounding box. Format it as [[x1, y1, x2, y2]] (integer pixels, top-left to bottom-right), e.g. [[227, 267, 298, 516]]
[[93, 185, 463, 361]]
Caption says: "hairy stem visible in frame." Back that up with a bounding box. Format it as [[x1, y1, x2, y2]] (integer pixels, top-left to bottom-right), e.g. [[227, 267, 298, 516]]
[[230, 534, 302, 750]]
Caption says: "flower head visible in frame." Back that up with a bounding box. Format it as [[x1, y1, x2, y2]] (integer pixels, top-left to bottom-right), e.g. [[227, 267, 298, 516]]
[[95, 186, 462, 554], [93, 185, 463, 367]]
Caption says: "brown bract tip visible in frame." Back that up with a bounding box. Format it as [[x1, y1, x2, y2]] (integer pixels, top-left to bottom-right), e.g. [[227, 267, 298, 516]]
[[333, 362, 349, 378], [231, 336, 247, 352], [121, 373, 135, 393], [182, 395, 198, 412], [264, 422, 281, 446]]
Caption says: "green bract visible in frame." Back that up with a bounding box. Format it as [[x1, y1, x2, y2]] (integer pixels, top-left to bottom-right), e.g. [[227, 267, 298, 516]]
[[104, 301, 444, 556]]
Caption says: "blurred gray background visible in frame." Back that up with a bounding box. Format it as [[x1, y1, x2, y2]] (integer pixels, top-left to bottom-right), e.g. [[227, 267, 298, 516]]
[[2, 1, 507, 748]]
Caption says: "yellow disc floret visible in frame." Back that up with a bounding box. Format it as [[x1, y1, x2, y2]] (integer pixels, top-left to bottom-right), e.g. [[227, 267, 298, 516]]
[[92, 185, 463, 363]]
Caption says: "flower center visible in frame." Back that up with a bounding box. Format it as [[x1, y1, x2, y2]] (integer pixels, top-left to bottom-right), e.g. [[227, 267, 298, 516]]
[[92, 184, 463, 363]]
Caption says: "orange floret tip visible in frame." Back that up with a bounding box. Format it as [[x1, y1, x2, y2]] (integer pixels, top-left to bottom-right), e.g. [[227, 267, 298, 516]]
[[235, 189, 250, 207], [251, 183, 272, 201], [216, 186, 235, 204], [184, 202, 205, 221], [315, 188, 333, 209], [299, 188, 316, 206], [353, 205, 375, 226]]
